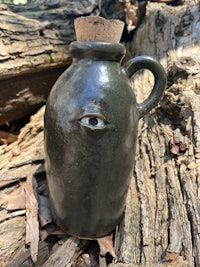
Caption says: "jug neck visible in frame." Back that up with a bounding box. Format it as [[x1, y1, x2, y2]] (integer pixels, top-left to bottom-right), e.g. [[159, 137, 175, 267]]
[[69, 41, 126, 62]]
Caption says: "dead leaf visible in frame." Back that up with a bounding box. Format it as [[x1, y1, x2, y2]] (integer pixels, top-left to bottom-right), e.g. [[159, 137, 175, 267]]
[[170, 134, 188, 155], [40, 223, 64, 241], [97, 235, 116, 258], [0, 130, 18, 144], [38, 183, 49, 196], [24, 174, 39, 263], [11, 146, 22, 157], [82, 253, 92, 266], [38, 194, 52, 227], [0, 184, 26, 210], [165, 252, 178, 262], [170, 143, 180, 155], [40, 223, 66, 241], [40, 230, 49, 242], [179, 143, 188, 152]]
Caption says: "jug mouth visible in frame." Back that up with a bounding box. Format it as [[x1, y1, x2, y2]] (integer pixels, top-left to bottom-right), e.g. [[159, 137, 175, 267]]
[[70, 41, 126, 62]]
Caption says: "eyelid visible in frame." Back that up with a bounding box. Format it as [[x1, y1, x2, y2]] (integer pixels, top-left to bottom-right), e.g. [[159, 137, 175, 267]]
[[79, 113, 107, 122]]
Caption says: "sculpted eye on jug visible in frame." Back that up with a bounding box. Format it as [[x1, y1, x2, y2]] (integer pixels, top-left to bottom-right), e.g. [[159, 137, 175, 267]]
[[44, 16, 166, 239]]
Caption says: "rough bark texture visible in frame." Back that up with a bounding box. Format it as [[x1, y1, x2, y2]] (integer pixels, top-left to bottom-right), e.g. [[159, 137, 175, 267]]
[[0, 0, 200, 267], [0, 0, 100, 124], [114, 2, 200, 266]]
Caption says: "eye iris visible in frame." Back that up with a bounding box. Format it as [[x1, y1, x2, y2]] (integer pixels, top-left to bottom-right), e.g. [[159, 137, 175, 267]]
[[89, 117, 98, 126]]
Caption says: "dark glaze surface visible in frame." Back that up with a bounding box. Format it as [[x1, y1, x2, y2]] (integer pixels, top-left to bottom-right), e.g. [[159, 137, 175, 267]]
[[44, 41, 166, 238]]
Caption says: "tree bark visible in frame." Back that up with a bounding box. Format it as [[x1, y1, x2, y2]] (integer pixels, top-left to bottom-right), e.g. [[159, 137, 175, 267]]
[[113, 2, 200, 266], [0, 1, 199, 267], [0, 0, 99, 125]]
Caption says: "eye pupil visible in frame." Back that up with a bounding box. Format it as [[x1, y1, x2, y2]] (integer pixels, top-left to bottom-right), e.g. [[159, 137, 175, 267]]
[[89, 117, 98, 126]]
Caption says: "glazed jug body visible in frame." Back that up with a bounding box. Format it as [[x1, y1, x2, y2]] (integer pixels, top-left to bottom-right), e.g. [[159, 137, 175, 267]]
[[44, 41, 166, 238]]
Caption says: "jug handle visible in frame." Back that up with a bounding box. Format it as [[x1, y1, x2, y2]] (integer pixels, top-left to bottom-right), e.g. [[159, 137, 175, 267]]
[[123, 56, 166, 119]]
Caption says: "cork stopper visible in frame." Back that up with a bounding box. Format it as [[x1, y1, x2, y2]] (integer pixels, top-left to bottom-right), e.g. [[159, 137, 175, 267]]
[[74, 16, 125, 43]]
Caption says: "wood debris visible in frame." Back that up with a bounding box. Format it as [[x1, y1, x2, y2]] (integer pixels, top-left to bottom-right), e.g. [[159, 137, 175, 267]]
[[0, 182, 26, 210], [24, 174, 39, 263], [0, 130, 18, 145], [97, 235, 116, 258]]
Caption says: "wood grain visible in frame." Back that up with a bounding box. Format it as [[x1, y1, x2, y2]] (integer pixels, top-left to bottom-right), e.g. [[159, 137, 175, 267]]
[[0, 1, 199, 266]]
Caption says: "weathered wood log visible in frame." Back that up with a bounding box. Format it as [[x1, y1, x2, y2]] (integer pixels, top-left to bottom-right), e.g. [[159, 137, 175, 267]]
[[0, 0, 100, 125], [0, 0, 143, 125], [0, 0, 199, 267], [114, 2, 200, 266], [0, 0, 178, 125], [0, 6, 68, 125]]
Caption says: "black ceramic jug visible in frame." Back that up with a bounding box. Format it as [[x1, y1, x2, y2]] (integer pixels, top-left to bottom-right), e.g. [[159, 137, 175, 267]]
[[44, 40, 166, 239]]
